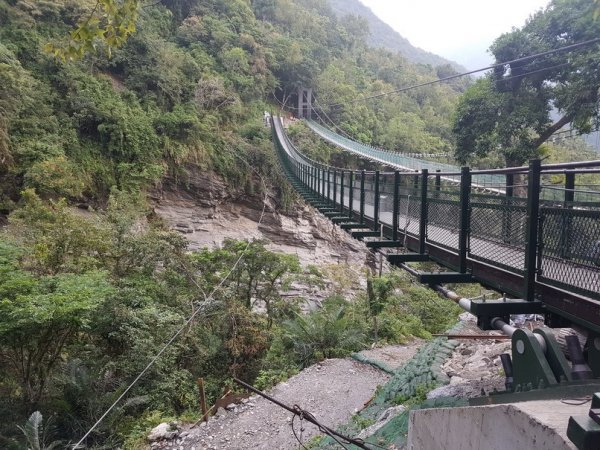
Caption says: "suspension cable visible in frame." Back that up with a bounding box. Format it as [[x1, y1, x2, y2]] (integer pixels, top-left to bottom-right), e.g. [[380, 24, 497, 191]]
[[320, 37, 600, 108], [73, 150, 271, 449]]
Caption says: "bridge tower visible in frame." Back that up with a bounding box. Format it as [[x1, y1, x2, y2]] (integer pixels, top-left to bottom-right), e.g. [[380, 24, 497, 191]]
[[297, 88, 313, 119]]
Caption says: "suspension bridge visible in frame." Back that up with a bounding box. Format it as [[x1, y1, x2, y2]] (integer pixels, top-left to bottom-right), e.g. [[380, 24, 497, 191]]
[[272, 115, 600, 334]]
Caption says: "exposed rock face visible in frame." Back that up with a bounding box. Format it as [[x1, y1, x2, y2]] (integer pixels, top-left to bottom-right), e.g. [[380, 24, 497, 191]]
[[152, 170, 369, 269]]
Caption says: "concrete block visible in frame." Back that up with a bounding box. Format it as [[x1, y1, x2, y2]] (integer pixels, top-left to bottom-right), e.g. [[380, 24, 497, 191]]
[[408, 399, 586, 450]]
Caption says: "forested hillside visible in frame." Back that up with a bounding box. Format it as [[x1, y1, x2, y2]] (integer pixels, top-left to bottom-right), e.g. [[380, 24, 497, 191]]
[[0, 0, 467, 212], [0, 0, 465, 448]]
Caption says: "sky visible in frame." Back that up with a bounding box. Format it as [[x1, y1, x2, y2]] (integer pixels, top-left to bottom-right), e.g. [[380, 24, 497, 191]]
[[360, 0, 551, 70]]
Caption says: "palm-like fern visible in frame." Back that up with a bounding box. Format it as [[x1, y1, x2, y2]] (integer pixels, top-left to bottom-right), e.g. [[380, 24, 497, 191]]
[[18, 411, 62, 450]]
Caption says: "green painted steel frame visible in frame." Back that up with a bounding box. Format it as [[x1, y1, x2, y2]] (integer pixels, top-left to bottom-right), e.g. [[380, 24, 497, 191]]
[[271, 117, 600, 332]]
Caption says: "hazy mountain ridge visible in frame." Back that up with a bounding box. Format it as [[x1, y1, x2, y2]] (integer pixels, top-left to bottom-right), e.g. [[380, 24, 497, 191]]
[[328, 0, 464, 70]]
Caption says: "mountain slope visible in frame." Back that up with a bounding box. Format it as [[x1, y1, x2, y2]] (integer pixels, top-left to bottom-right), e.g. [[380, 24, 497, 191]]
[[328, 0, 464, 70]]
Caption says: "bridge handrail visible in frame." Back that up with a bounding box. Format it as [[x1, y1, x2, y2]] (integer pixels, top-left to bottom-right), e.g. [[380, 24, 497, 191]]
[[304, 119, 600, 186], [281, 117, 596, 176]]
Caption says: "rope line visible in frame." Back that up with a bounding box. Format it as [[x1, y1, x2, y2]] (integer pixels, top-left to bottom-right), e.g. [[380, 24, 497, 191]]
[[73, 151, 270, 449]]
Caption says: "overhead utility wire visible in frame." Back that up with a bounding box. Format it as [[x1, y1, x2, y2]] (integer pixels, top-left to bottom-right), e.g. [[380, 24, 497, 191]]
[[322, 37, 600, 108]]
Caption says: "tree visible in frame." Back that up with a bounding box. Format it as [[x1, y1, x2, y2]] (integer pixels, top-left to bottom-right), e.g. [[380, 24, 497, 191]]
[[0, 240, 113, 407], [366, 274, 396, 342], [45, 0, 141, 60], [453, 0, 600, 166]]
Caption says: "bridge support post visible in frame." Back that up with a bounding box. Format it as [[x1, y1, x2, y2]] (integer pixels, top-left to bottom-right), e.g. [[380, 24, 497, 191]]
[[360, 170, 366, 225], [332, 170, 337, 209], [524, 159, 542, 302], [327, 169, 331, 205], [458, 166, 471, 274], [559, 172, 575, 258], [503, 173, 514, 243], [374, 170, 380, 231], [321, 167, 326, 201], [305, 164, 309, 188], [393, 171, 400, 242], [317, 167, 321, 197], [419, 169, 429, 254], [302, 163, 306, 187], [340, 170, 345, 214], [348, 172, 355, 219]]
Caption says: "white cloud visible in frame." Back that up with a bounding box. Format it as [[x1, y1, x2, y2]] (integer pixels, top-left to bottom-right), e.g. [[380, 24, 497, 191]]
[[360, 0, 550, 69]]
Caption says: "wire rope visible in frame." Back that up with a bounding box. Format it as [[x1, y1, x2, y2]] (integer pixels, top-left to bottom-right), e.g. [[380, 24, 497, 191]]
[[73, 151, 271, 449], [320, 37, 600, 108]]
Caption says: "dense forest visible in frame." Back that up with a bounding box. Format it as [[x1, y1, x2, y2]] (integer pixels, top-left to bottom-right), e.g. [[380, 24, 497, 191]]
[[0, 0, 598, 448]]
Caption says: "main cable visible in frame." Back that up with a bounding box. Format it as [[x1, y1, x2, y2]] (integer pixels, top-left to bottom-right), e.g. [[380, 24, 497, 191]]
[[73, 150, 270, 449], [321, 37, 600, 108]]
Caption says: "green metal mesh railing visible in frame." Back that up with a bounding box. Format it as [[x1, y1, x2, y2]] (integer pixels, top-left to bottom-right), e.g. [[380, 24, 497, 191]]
[[426, 190, 461, 251], [538, 205, 600, 298], [468, 198, 528, 274], [305, 119, 507, 190]]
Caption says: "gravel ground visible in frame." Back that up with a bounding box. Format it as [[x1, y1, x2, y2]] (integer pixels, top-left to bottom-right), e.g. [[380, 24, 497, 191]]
[[357, 341, 423, 371], [147, 314, 548, 450], [150, 358, 393, 450]]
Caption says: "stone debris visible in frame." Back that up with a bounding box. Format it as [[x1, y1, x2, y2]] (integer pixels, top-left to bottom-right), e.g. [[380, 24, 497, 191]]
[[356, 405, 406, 440], [148, 422, 181, 443]]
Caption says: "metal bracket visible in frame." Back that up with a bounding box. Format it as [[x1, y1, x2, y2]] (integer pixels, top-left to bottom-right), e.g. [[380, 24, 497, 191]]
[[340, 223, 368, 230], [568, 393, 600, 450], [470, 299, 545, 330], [512, 328, 557, 391], [351, 231, 381, 239], [387, 253, 430, 264]]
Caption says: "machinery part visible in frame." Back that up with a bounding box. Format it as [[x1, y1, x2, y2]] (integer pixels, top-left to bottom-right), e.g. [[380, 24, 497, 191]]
[[500, 353, 514, 391], [586, 332, 600, 378], [566, 335, 593, 380], [567, 393, 600, 450], [533, 328, 572, 383], [511, 328, 557, 391]]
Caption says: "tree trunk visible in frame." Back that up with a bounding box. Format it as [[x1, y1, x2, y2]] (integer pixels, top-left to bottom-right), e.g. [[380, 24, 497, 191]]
[[532, 114, 573, 149]]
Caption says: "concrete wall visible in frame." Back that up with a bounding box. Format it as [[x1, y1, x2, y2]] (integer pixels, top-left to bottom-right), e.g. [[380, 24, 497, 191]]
[[408, 400, 585, 450]]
